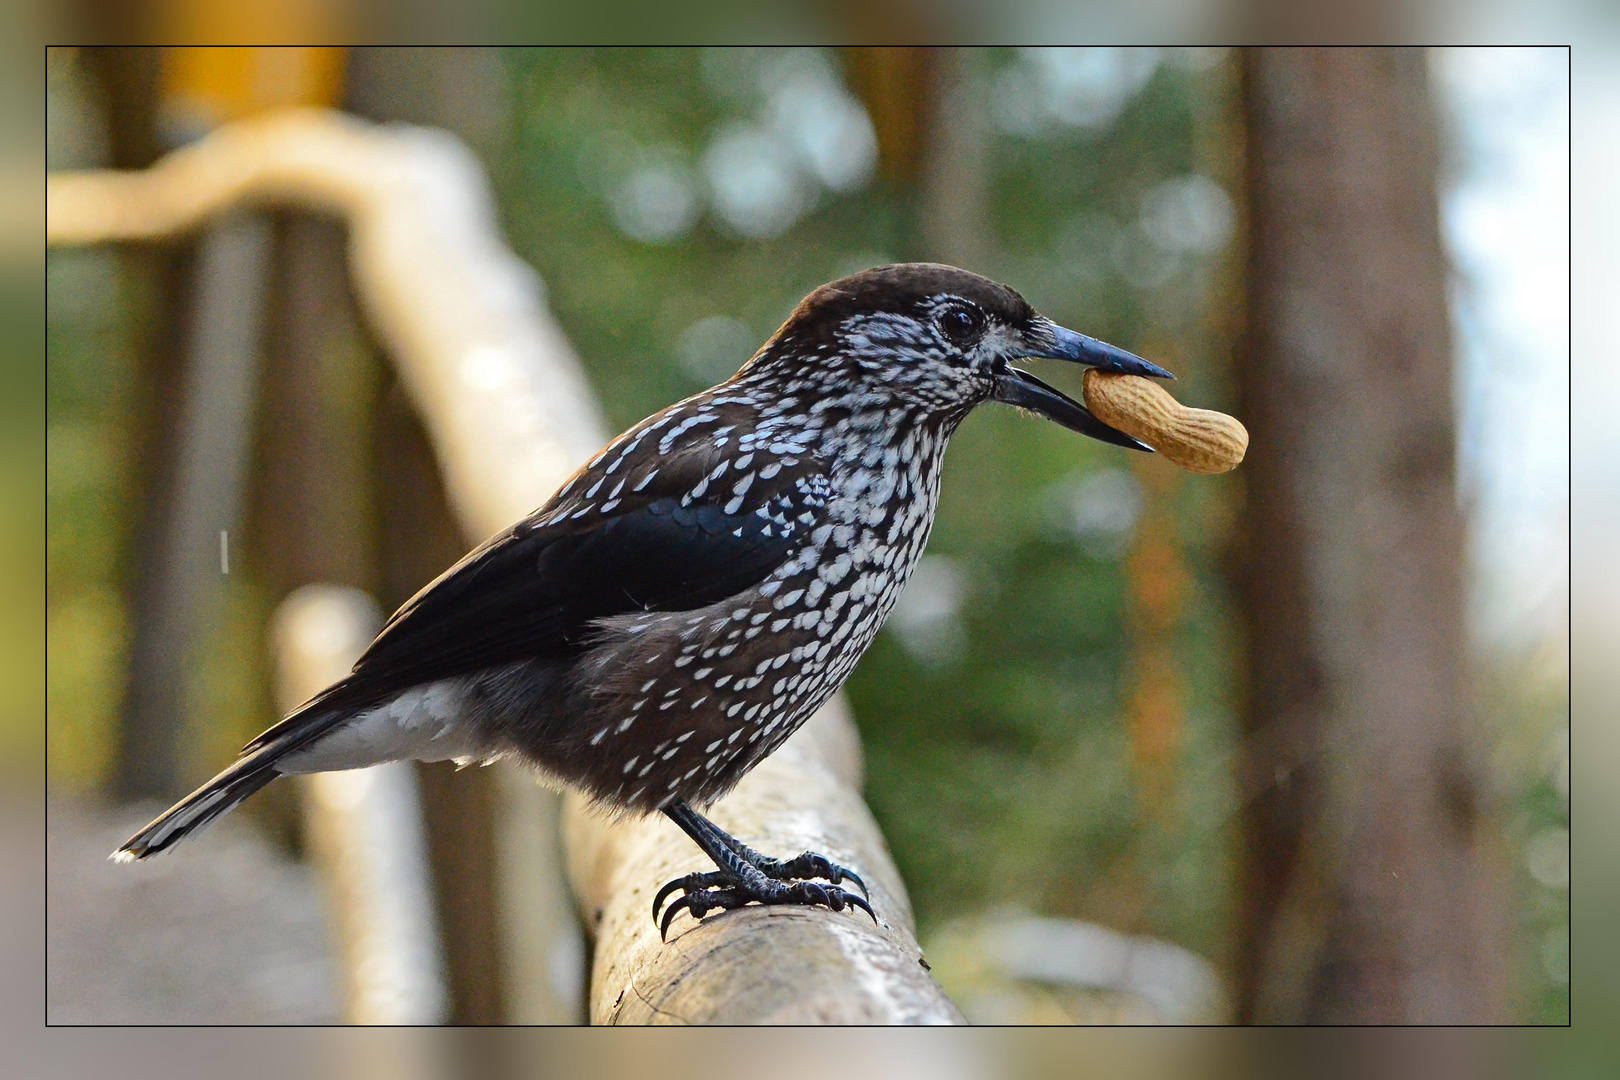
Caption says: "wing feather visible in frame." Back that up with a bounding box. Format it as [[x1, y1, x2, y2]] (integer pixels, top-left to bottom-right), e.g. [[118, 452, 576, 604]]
[[248, 425, 823, 748]]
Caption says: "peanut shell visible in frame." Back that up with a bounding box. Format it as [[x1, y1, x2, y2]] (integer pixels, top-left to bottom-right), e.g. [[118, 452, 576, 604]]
[[1082, 369, 1248, 474]]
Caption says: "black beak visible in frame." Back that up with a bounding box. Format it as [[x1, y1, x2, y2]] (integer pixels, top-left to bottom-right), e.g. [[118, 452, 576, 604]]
[[989, 321, 1172, 451], [1024, 321, 1175, 380], [992, 366, 1153, 451]]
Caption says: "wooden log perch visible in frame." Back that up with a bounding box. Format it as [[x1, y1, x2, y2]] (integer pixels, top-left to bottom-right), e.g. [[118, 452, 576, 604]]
[[564, 699, 964, 1025]]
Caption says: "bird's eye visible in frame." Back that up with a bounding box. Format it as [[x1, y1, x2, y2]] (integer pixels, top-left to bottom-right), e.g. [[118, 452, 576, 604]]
[[937, 305, 983, 346]]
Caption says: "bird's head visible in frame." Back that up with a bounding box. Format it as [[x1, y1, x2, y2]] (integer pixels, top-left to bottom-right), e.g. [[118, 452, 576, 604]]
[[744, 263, 1173, 451]]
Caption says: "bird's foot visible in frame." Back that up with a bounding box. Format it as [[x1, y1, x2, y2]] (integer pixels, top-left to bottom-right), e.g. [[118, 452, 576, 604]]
[[653, 869, 876, 940], [748, 849, 868, 897], [654, 804, 876, 938], [651, 846, 867, 932]]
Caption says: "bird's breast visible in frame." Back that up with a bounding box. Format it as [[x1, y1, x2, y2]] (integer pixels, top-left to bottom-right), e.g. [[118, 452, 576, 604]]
[[557, 426, 950, 811]]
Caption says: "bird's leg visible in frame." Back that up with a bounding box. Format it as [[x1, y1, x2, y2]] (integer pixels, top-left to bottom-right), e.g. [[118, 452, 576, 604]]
[[668, 802, 866, 895], [653, 801, 876, 939], [708, 822, 867, 896]]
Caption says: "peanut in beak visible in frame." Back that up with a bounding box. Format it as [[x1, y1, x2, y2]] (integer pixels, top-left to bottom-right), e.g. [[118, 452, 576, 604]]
[[1082, 369, 1249, 475]]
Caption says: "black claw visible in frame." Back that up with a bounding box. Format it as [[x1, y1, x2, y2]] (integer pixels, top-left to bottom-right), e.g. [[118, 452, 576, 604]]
[[651, 870, 729, 924], [844, 891, 879, 925], [659, 893, 692, 940], [652, 880, 681, 925], [654, 872, 879, 938], [659, 886, 751, 940], [659, 892, 694, 941], [789, 881, 876, 924]]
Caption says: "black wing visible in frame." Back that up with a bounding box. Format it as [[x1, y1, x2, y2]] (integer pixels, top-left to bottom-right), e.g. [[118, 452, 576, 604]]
[[251, 424, 827, 743]]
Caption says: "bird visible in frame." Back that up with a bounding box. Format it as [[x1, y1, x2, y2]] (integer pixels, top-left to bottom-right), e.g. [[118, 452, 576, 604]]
[[115, 263, 1173, 938]]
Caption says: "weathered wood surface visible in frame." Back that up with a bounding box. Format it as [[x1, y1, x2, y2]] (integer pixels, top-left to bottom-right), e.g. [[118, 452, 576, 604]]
[[564, 700, 964, 1025]]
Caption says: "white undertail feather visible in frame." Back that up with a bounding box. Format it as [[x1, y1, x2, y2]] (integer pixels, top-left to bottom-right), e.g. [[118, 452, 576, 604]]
[[114, 680, 485, 860]]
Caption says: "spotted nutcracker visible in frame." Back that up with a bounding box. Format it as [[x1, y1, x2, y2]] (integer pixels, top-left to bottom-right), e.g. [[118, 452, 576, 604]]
[[116, 264, 1173, 936]]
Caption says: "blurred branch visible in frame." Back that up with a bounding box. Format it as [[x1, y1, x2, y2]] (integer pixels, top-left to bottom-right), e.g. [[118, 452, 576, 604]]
[[564, 699, 963, 1024], [917, 47, 990, 270], [47, 107, 609, 536]]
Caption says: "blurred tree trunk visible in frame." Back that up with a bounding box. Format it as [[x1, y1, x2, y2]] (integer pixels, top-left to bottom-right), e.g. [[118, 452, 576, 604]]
[[841, 47, 935, 190], [917, 48, 990, 272], [841, 45, 938, 264], [78, 47, 200, 801], [1233, 48, 1508, 1023], [841, 45, 990, 268]]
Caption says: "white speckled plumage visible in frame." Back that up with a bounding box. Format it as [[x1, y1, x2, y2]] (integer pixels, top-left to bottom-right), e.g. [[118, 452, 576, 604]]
[[116, 263, 1163, 865]]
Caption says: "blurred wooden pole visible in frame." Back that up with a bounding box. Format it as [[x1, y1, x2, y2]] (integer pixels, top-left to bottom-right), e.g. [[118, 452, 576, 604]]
[[272, 585, 449, 1024], [1234, 47, 1508, 1023], [254, 212, 378, 595]]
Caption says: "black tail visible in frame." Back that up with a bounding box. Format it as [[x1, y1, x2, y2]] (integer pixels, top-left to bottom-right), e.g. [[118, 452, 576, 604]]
[[112, 704, 349, 862], [112, 753, 282, 861]]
